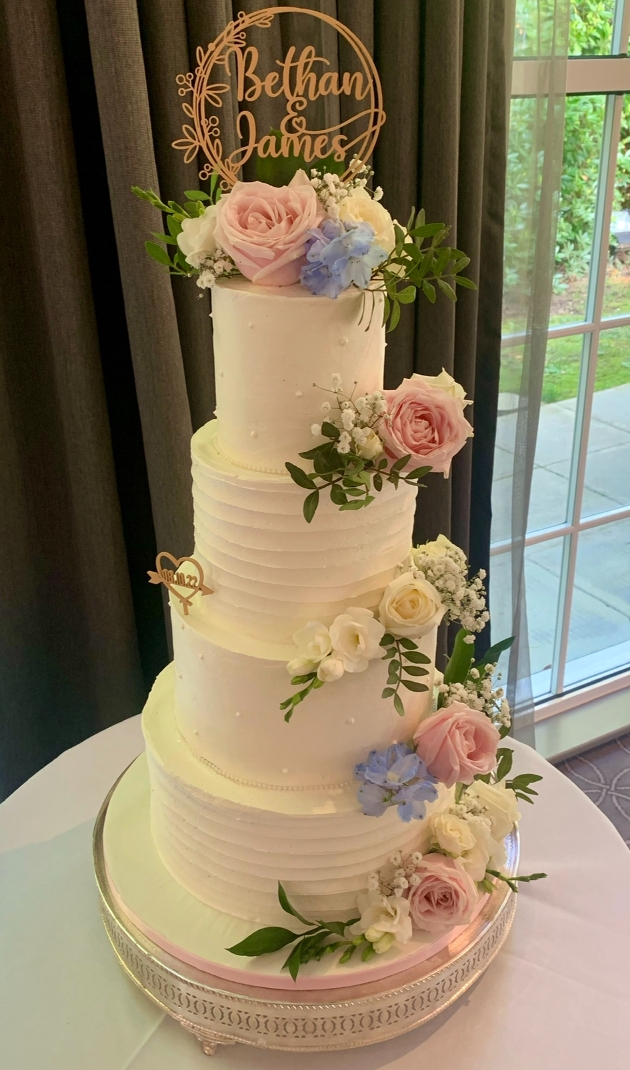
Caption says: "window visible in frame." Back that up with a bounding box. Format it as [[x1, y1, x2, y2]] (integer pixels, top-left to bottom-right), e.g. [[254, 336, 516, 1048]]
[[493, 0, 630, 710]]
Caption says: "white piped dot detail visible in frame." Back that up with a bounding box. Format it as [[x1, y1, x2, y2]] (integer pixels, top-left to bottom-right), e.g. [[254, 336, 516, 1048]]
[[282, 768, 289, 774], [346, 717, 355, 724], [176, 671, 182, 679], [198, 653, 204, 660], [235, 711, 241, 718], [339, 337, 348, 346], [250, 430, 258, 438], [295, 390, 303, 397], [248, 322, 255, 328]]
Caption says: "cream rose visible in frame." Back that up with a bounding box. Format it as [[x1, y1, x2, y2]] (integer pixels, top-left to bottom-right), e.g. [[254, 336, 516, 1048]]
[[350, 890, 413, 952], [357, 428, 385, 461], [329, 607, 385, 673], [431, 811, 495, 882], [177, 203, 219, 268], [412, 369, 472, 406], [467, 780, 521, 840], [378, 572, 445, 638], [338, 187, 395, 255]]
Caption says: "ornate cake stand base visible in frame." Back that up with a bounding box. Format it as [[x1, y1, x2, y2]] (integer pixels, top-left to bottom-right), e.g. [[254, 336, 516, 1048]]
[[93, 775, 518, 1055]]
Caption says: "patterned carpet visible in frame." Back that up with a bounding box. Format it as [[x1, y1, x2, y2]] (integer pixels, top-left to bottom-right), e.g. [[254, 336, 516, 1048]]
[[556, 732, 630, 847]]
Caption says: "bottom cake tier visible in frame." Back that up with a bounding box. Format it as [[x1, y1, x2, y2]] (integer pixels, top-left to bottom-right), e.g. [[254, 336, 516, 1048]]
[[143, 665, 449, 926], [100, 754, 518, 994]]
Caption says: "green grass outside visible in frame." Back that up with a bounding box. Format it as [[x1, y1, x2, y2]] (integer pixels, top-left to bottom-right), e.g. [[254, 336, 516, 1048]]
[[502, 270, 630, 403]]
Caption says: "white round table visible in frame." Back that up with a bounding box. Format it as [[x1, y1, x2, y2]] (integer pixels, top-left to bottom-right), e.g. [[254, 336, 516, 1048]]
[[1, 716, 630, 1069]]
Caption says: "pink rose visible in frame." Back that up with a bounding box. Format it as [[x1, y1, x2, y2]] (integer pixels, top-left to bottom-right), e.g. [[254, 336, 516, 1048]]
[[406, 854, 478, 932], [381, 374, 473, 476], [214, 171, 325, 287], [413, 702, 500, 788]]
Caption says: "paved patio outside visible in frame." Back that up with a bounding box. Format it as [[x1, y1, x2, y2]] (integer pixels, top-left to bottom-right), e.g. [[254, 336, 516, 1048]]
[[490, 383, 630, 691]]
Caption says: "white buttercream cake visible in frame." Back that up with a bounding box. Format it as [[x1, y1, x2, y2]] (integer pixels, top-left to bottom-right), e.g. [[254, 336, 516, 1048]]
[[140, 278, 442, 927]]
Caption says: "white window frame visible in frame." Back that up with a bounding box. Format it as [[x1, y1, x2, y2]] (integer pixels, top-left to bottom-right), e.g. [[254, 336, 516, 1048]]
[[495, 0, 630, 721]]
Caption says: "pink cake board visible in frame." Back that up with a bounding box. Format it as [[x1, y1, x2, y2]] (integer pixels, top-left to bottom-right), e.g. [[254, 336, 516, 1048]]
[[103, 756, 488, 992]]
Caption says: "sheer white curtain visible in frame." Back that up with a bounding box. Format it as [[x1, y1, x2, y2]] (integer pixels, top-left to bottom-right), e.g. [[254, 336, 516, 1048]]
[[496, 0, 571, 743]]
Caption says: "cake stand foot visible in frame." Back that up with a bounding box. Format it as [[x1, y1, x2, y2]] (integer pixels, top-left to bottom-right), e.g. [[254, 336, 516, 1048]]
[[175, 1017, 237, 1055]]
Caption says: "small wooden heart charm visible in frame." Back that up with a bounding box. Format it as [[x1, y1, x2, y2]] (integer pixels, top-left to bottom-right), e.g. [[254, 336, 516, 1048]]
[[148, 552, 213, 615]]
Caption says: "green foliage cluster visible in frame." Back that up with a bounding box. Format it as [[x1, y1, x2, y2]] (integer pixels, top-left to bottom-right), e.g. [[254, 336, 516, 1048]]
[[380, 634, 430, 715], [227, 883, 368, 980], [287, 429, 430, 524], [131, 176, 222, 275], [368, 210, 476, 333]]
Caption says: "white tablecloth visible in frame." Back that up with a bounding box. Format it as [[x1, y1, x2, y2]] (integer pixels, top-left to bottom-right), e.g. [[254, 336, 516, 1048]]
[[1, 716, 630, 1069]]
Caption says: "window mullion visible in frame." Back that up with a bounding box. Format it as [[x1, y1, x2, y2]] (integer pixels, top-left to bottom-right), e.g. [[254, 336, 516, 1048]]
[[551, 92, 624, 696]]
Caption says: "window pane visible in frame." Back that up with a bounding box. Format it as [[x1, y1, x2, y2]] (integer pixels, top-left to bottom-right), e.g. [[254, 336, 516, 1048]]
[[569, 0, 616, 56], [503, 97, 538, 337], [489, 538, 565, 701], [550, 95, 606, 327], [492, 337, 585, 543], [581, 326, 630, 517], [513, 0, 616, 58], [604, 95, 630, 318], [565, 519, 630, 688]]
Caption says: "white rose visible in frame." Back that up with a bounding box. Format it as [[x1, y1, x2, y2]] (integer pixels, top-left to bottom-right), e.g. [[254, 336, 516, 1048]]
[[350, 890, 412, 949], [177, 204, 219, 268], [292, 621, 333, 665], [338, 187, 395, 255], [378, 572, 446, 638], [409, 370, 471, 408], [432, 812, 496, 882], [329, 607, 385, 673], [357, 429, 384, 461], [467, 780, 521, 840], [317, 656, 345, 683]]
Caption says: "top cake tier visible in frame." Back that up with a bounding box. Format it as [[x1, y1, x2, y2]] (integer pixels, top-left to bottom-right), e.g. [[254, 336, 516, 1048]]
[[212, 278, 384, 472]]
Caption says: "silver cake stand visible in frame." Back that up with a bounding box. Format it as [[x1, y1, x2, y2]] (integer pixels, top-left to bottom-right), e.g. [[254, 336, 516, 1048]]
[[93, 777, 518, 1057]]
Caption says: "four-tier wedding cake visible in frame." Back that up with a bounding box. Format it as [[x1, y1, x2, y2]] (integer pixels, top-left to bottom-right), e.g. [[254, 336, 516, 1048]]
[[102, 160, 541, 990]]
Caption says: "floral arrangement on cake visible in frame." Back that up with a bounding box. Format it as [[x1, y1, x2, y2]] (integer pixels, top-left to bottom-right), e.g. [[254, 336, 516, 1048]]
[[280, 535, 487, 720], [132, 156, 474, 332], [230, 629, 545, 978], [285, 370, 473, 522]]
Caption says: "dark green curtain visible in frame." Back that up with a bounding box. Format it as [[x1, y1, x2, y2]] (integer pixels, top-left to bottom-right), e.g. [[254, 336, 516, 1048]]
[[0, 0, 507, 799]]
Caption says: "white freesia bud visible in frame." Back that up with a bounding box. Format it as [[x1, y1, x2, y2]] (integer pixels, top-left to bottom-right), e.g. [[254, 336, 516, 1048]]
[[317, 656, 345, 683], [286, 656, 315, 676]]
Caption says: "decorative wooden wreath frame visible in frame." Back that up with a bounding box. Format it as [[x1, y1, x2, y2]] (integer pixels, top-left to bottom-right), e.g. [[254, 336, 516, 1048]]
[[173, 7, 386, 189]]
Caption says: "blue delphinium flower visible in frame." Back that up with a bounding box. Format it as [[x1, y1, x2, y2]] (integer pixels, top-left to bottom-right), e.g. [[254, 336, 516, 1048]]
[[354, 743, 438, 822], [300, 218, 388, 299]]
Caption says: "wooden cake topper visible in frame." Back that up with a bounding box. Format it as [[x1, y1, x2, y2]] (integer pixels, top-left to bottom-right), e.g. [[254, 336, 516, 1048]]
[[148, 552, 213, 615], [173, 6, 385, 189]]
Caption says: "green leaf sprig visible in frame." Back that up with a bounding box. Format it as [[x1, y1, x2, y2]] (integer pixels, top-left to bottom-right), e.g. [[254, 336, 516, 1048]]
[[485, 869, 547, 895], [505, 772, 543, 804], [361, 208, 477, 333], [380, 634, 430, 716], [131, 178, 223, 276], [226, 882, 369, 981], [286, 417, 430, 524], [279, 671, 324, 723]]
